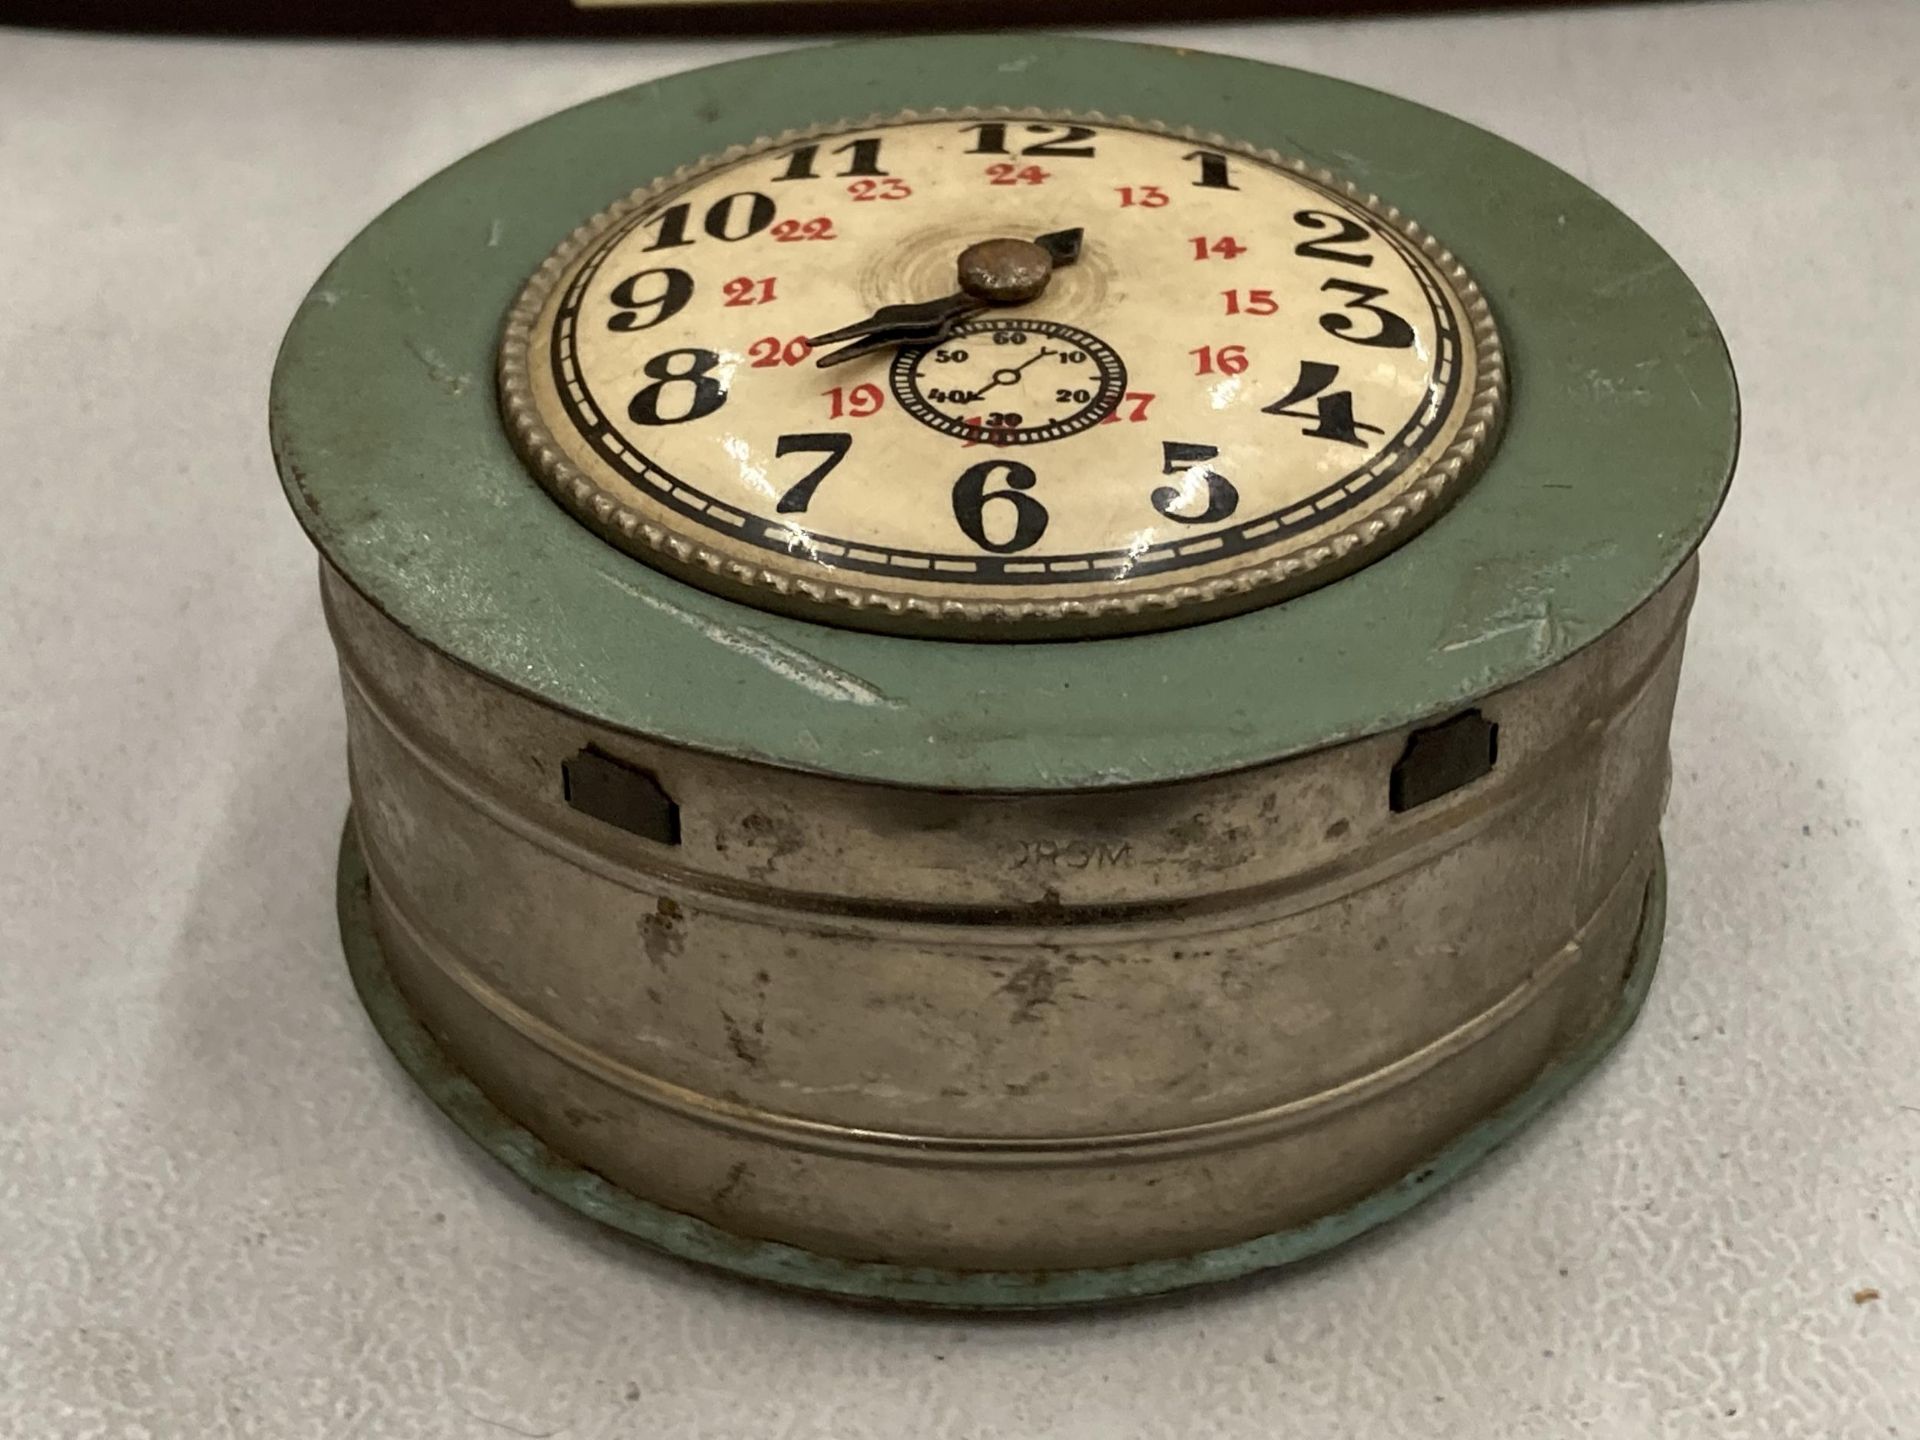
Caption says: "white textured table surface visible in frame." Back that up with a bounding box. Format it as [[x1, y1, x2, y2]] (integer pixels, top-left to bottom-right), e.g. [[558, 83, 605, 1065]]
[[2, 2, 1916, 1435]]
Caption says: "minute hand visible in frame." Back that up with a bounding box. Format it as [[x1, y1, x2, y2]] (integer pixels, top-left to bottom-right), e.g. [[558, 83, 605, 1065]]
[[808, 295, 988, 370]]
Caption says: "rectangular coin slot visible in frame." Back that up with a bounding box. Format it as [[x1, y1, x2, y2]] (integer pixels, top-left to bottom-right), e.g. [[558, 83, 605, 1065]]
[[1390, 710, 1498, 813], [563, 747, 681, 846]]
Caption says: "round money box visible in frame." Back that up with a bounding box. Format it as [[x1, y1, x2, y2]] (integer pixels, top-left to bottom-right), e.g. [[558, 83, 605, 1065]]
[[270, 36, 1737, 1307]]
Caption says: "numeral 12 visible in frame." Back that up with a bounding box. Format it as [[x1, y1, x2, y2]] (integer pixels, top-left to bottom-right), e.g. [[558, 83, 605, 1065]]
[[961, 122, 1097, 157]]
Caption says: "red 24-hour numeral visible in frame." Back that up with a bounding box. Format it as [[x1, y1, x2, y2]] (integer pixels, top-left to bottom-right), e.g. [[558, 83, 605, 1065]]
[[1221, 288, 1278, 316], [1096, 392, 1158, 424], [847, 178, 912, 201], [986, 163, 1050, 186], [722, 276, 778, 306], [1189, 235, 1247, 260], [747, 336, 813, 367], [770, 217, 836, 241], [1116, 185, 1169, 208], [1189, 345, 1248, 376], [825, 383, 885, 419]]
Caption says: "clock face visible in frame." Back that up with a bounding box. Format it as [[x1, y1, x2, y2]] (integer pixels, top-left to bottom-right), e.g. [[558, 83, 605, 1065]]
[[501, 114, 1504, 638]]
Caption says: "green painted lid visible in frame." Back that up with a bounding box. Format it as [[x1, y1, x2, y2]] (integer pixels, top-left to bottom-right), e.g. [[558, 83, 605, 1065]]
[[270, 36, 1736, 792]]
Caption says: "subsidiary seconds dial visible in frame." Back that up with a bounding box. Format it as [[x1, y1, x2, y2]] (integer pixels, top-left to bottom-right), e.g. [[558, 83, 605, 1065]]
[[500, 112, 1505, 638], [893, 319, 1127, 444]]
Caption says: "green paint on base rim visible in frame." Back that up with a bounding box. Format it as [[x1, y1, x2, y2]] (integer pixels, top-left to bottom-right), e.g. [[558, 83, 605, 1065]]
[[337, 818, 1668, 1310]]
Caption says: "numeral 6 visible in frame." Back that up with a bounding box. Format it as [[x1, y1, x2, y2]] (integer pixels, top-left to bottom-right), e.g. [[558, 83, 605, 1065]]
[[952, 459, 1048, 553]]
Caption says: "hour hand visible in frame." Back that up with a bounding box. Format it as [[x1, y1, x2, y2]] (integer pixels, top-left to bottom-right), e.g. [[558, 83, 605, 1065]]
[[807, 294, 987, 369], [810, 228, 1087, 368]]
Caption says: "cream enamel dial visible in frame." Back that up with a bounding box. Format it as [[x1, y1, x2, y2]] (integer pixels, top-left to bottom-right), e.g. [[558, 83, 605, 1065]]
[[501, 114, 1504, 637]]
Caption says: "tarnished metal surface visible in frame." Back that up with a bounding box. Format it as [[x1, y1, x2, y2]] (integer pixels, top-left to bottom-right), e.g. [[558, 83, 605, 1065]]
[[336, 820, 1668, 1308], [324, 558, 1695, 1275]]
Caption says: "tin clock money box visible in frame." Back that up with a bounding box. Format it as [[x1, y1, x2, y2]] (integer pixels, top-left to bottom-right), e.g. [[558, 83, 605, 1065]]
[[271, 37, 1737, 1307]]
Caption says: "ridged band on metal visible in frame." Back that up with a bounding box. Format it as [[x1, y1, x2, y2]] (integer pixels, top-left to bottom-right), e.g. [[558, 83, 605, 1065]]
[[339, 823, 1668, 1308]]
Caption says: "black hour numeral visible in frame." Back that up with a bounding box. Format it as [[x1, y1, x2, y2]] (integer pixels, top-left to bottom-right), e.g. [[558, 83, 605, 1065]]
[[639, 202, 694, 251], [606, 266, 693, 332], [1292, 210, 1375, 267], [775, 148, 814, 182], [960, 122, 1097, 158], [705, 191, 777, 241], [1261, 360, 1384, 447], [1184, 149, 1239, 190], [1318, 278, 1415, 348], [773, 432, 852, 514], [1153, 441, 1240, 525], [640, 191, 778, 251], [953, 459, 1048, 553], [628, 347, 728, 426], [775, 137, 887, 181], [1023, 124, 1098, 157]]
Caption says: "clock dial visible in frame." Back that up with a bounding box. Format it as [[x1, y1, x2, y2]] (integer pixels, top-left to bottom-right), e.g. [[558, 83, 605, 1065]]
[[501, 114, 1504, 637]]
